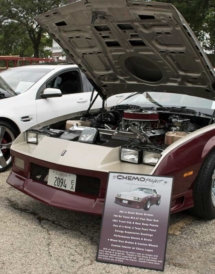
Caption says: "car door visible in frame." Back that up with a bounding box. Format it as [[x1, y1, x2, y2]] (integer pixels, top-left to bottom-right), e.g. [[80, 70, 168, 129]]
[[36, 69, 91, 124]]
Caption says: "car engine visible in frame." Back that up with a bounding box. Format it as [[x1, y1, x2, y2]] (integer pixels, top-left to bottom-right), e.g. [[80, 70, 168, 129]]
[[37, 105, 210, 153]]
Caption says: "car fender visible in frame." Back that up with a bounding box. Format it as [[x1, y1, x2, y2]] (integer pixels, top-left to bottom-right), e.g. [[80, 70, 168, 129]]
[[152, 124, 215, 196], [0, 103, 36, 132], [142, 197, 149, 204], [201, 135, 215, 159], [0, 116, 20, 133], [0, 102, 21, 129]]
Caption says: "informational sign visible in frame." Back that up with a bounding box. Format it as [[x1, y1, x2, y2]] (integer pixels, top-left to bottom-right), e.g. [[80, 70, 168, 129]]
[[97, 172, 173, 271], [52, 40, 63, 54]]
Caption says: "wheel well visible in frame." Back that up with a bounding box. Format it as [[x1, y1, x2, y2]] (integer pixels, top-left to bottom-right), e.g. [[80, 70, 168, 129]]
[[0, 117, 20, 135]]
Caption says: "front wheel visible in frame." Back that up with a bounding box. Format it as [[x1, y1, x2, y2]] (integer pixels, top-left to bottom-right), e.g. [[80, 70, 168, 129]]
[[144, 199, 151, 211], [156, 198, 161, 206], [191, 150, 215, 219], [0, 122, 18, 172]]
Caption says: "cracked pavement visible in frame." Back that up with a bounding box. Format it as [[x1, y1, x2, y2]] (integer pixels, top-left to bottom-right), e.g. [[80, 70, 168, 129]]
[[0, 170, 215, 274]]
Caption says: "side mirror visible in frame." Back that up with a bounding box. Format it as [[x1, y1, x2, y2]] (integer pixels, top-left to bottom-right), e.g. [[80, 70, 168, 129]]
[[41, 88, 62, 99]]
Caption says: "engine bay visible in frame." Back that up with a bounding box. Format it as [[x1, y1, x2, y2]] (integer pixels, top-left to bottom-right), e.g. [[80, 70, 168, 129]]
[[35, 105, 211, 154]]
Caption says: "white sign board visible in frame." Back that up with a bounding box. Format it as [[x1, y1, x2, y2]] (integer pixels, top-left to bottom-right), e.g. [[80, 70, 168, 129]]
[[97, 172, 173, 271]]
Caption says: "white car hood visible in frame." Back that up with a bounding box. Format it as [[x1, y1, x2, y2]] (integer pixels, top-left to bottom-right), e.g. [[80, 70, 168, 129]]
[[36, 0, 215, 100], [119, 191, 150, 200]]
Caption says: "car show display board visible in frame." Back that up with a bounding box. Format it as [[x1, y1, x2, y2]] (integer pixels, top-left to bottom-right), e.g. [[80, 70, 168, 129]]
[[97, 172, 173, 271]]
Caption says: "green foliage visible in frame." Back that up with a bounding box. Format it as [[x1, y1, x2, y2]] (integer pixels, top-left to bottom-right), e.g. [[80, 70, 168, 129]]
[[156, 0, 215, 52], [0, 21, 36, 56], [1, 0, 215, 56], [0, 0, 66, 57]]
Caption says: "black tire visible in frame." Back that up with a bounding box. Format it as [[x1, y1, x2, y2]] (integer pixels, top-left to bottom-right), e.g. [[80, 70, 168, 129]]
[[190, 150, 215, 219], [144, 199, 151, 211], [0, 121, 18, 172], [156, 198, 161, 206]]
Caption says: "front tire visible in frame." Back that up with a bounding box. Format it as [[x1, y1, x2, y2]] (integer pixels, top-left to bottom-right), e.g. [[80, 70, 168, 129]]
[[191, 150, 215, 219], [0, 121, 18, 172], [144, 199, 151, 211], [156, 198, 161, 206]]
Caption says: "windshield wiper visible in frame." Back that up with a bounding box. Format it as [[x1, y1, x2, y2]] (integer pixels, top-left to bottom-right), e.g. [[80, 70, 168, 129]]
[[157, 106, 197, 115], [145, 92, 163, 108]]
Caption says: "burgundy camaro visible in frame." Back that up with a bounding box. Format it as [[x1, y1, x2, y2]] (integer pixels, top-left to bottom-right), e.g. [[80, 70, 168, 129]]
[[6, 0, 215, 219], [115, 188, 161, 210]]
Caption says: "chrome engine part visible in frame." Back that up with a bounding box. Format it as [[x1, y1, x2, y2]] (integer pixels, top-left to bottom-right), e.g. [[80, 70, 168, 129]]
[[116, 110, 165, 144], [61, 107, 205, 148], [169, 115, 198, 132], [120, 110, 161, 132]]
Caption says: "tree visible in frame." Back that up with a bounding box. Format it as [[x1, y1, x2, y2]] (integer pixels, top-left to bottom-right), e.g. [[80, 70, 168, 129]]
[[156, 0, 215, 53], [0, 0, 66, 57], [0, 21, 34, 56]]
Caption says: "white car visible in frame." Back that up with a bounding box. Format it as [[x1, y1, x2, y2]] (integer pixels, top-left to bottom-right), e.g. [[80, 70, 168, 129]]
[[0, 64, 130, 172]]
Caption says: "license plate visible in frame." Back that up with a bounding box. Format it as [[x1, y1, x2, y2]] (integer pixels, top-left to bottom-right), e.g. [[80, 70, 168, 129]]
[[122, 200, 128, 204], [47, 169, 76, 192]]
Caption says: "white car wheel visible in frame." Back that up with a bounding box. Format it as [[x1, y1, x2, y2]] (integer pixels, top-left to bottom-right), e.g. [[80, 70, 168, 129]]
[[0, 122, 16, 172], [144, 199, 151, 211], [156, 198, 161, 205]]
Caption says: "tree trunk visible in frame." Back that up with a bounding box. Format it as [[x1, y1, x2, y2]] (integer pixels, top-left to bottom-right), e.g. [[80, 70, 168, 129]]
[[33, 45, 40, 58]]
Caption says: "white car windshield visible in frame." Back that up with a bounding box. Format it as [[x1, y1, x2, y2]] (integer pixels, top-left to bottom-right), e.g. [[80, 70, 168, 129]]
[[0, 67, 53, 94], [133, 188, 152, 194], [120, 92, 213, 110]]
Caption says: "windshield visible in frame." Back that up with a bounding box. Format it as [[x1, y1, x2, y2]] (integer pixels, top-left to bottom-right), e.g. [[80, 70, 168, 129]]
[[133, 188, 152, 194], [120, 92, 213, 110], [0, 76, 16, 96], [0, 67, 53, 94]]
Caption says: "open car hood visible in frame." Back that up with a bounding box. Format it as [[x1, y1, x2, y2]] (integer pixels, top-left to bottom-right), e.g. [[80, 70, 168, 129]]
[[36, 0, 215, 100]]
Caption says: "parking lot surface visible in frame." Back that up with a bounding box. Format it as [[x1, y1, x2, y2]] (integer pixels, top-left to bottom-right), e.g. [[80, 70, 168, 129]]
[[0, 170, 215, 274]]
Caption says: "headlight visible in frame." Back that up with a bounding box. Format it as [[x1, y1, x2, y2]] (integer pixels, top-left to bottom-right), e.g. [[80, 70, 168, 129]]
[[79, 128, 98, 144], [142, 151, 161, 166], [26, 131, 38, 144], [26, 131, 45, 144], [121, 148, 142, 164], [117, 194, 122, 198], [134, 197, 142, 201]]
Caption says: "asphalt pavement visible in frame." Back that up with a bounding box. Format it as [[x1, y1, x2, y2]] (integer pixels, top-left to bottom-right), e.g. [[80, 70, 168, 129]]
[[0, 170, 215, 274]]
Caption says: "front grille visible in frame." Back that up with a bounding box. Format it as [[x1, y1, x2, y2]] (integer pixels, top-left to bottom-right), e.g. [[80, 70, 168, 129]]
[[31, 163, 101, 196], [117, 198, 132, 205]]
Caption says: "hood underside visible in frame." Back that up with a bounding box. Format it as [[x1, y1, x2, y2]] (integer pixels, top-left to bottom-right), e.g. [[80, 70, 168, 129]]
[[36, 0, 215, 100]]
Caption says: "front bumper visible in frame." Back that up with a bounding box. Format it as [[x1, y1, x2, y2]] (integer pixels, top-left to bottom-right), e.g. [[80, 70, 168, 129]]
[[115, 197, 144, 209], [7, 149, 195, 215], [7, 153, 109, 215], [7, 171, 106, 214]]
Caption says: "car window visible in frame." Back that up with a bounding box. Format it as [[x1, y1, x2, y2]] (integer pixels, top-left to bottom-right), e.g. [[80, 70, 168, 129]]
[[143, 188, 153, 194], [80, 71, 94, 92], [133, 188, 152, 194], [46, 70, 82, 95], [0, 67, 53, 94]]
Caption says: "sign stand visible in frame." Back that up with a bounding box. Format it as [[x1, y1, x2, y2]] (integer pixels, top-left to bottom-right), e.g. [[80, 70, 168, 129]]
[[97, 172, 173, 271]]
